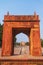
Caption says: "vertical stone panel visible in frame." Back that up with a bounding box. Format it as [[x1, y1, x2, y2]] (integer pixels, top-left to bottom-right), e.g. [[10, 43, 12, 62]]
[[29, 28, 33, 55], [30, 28, 42, 56], [2, 22, 12, 56]]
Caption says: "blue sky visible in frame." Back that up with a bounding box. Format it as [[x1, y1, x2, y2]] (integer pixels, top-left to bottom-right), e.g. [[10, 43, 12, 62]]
[[0, 0, 43, 42]]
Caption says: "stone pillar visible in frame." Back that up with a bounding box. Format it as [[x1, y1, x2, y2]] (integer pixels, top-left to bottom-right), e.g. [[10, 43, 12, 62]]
[[30, 27, 42, 56], [2, 22, 13, 56]]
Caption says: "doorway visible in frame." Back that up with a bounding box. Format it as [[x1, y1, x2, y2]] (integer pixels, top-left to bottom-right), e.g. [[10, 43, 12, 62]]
[[12, 28, 30, 55]]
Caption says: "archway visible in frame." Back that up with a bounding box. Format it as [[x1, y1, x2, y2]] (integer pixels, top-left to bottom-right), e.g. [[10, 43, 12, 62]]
[[13, 32, 29, 55], [12, 28, 30, 55], [2, 14, 42, 56]]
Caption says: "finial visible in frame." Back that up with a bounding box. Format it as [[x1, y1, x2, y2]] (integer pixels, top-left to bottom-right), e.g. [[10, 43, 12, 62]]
[[7, 11, 9, 15], [34, 11, 37, 16]]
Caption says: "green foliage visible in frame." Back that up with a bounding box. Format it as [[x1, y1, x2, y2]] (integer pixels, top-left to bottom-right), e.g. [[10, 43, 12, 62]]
[[0, 23, 3, 47], [41, 39, 43, 47], [14, 37, 17, 46], [25, 42, 29, 46], [14, 37, 16, 43], [14, 42, 20, 46], [14, 42, 29, 46]]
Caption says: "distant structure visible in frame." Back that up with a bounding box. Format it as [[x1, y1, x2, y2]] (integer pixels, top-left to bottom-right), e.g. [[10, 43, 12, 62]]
[[20, 41, 25, 46], [7, 11, 9, 15], [2, 12, 42, 56], [20, 41, 26, 55]]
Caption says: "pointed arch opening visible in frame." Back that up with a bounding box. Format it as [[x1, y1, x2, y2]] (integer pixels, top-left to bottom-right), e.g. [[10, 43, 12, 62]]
[[12, 28, 30, 56]]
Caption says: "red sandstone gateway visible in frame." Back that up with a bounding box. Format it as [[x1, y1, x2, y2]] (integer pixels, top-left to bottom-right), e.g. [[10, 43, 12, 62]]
[[2, 12, 42, 56]]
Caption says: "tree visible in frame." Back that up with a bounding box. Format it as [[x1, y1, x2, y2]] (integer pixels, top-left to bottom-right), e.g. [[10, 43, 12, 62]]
[[0, 24, 3, 47], [25, 42, 29, 46], [41, 39, 43, 47], [14, 36, 17, 46]]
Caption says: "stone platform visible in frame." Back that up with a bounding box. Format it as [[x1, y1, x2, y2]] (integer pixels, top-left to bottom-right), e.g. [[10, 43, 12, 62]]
[[0, 46, 43, 65], [0, 55, 43, 65]]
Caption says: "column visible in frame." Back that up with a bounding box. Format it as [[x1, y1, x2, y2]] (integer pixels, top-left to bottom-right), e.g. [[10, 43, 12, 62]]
[[30, 28, 42, 56], [2, 22, 12, 56]]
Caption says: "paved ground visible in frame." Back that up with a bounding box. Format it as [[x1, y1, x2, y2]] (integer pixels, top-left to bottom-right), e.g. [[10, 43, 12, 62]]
[[14, 46, 29, 55], [0, 46, 43, 56], [0, 46, 43, 65]]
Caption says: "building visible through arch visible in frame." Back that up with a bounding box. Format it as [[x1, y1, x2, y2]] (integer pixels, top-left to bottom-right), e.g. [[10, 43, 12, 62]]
[[2, 12, 42, 56]]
